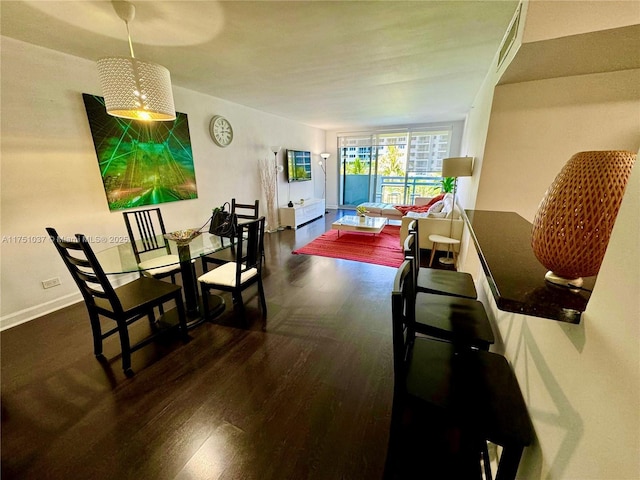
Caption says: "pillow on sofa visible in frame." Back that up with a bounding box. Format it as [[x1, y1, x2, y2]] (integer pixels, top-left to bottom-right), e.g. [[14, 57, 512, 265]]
[[394, 194, 444, 215], [446, 205, 462, 219], [427, 200, 445, 213]]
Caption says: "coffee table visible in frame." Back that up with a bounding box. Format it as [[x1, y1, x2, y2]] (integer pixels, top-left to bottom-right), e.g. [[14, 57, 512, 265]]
[[332, 215, 387, 237]]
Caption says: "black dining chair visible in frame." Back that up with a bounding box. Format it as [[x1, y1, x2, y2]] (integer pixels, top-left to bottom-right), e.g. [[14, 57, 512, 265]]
[[402, 233, 494, 350], [198, 216, 267, 325], [204, 198, 261, 266], [386, 259, 533, 479], [405, 219, 477, 299], [122, 208, 181, 283], [46, 227, 189, 377]]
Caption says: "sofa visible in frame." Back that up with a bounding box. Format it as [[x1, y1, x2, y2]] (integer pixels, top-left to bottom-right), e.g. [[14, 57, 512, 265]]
[[358, 195, 464, 253], [357, 197, 434, 221], [397, 194, 464, 252], [400, 206, 464, 252]]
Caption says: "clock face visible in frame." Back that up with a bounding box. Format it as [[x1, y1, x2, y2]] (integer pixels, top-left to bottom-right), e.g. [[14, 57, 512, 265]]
[[210, 115, 233, 147]]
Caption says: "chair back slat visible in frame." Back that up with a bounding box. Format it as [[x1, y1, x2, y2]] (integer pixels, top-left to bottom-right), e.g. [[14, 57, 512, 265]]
[[123, 208, 171, 262], [402, 230, 417, 286], [66, 255, 93, 269], [46, 228, 123, 313], [403, 220, 420, 280], [391, 259, 416, 382], [235, 216, 265, 284], [231, 198, 260, 220]]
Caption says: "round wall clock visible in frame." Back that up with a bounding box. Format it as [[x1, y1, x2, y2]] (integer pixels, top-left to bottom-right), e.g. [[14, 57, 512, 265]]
[[209, 115, 233, 147]]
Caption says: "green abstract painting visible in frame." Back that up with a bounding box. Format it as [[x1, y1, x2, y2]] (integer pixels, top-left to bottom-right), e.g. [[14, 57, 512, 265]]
[[82, 93, 198, 211]]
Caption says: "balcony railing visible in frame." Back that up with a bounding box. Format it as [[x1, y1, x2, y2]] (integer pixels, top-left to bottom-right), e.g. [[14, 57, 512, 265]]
[[343, 174, 443, 206]]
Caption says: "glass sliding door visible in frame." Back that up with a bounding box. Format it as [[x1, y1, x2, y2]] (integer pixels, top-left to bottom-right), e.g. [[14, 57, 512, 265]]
[[340, 135, 375, 206], [339, 126, 452, 207]]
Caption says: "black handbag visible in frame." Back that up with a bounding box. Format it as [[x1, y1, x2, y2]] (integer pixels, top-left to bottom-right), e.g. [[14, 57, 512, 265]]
[[209, 202, 237, 237]]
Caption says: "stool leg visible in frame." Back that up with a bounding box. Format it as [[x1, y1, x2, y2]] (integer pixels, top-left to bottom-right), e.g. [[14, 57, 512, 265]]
[[429, 242, 438, 267]]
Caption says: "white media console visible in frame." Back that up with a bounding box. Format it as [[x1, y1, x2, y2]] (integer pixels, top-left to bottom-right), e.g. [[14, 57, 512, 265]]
[[279, 198, 325, 229]]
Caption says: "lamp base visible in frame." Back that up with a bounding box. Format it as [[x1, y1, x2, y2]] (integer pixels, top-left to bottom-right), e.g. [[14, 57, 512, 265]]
[[438, 257, 456, 266], [544, 271, 583, 289]]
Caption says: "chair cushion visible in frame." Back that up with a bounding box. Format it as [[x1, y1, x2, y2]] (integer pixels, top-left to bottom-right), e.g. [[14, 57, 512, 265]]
[[139, 255, 181, 276], [198, 262, 258, 287]]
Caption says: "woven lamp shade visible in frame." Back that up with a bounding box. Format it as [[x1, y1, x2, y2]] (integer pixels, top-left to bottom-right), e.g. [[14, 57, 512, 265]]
[[97, 57, 175, 121], [531, 150, 636, 286]]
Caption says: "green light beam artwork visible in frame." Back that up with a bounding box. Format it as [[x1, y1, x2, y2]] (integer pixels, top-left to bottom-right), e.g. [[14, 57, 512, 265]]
[[82, 93, 198, 211]]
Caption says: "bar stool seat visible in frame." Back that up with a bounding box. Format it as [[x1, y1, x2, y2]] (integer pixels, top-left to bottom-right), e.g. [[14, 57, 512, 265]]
[[415, 293, 494, 350], [417, 268, 477, 300]]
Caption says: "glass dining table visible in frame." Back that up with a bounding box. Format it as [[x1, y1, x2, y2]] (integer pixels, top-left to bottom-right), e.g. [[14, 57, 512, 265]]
[[95, 230, 231, 328]]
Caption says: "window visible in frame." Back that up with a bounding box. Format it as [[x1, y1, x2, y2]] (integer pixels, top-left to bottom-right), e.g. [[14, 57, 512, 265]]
[[338, 126, 454, 206]]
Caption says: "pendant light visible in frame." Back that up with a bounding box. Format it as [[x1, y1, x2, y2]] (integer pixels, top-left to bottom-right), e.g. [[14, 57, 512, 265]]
[[97, 1, 175, 121]]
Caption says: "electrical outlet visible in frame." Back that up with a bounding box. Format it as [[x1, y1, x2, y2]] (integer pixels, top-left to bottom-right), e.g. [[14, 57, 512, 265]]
[[42, 277, 61, 289]]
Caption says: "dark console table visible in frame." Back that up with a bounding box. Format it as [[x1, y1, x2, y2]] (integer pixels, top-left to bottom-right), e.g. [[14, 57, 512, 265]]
[[464, 210, 595, 324]]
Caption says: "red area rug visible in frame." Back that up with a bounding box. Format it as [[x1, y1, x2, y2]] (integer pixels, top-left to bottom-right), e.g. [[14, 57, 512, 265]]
[[292, 225, 404, 268]]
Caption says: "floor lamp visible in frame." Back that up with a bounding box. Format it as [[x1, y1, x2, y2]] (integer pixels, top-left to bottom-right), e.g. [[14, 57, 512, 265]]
[[439, 156, 473, 265], [319, 152, 330, 213], [270, 146, 284, 230]]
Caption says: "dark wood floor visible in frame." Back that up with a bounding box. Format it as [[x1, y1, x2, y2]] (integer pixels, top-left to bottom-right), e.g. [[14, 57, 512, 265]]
[[2, 210, 402, 480], [1, 209, 467, 480]]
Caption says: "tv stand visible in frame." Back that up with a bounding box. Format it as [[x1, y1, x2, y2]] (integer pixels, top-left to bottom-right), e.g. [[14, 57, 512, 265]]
[[279, 199, 325, 229]]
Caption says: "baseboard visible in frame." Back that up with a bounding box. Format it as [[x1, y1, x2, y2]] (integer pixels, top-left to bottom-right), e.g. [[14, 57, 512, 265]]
[[0, 292, 83, 331], [0, 273, 139, 331]]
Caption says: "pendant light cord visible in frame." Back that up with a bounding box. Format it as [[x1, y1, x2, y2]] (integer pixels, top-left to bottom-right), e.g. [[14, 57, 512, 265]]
[[125, 21, 135, 58]]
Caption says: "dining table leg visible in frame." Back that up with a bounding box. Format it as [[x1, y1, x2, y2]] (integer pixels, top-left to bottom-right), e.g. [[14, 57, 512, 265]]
[[176, 242, 226, 328], [177, 244, 199, 316]]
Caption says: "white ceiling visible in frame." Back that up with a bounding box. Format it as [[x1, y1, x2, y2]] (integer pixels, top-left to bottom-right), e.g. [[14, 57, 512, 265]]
[[1, 0, 519, 130]]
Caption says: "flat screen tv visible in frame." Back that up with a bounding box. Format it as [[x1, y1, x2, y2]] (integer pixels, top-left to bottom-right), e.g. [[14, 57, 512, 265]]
[[286, 149, 312, 182]]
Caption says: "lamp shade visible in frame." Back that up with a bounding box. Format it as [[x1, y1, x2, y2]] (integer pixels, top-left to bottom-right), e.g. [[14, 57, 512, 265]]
[[531, 150, 636, 286], [442, 156, 473, 178], [97, 56, 175, 121], [320, 152, 330, 160]]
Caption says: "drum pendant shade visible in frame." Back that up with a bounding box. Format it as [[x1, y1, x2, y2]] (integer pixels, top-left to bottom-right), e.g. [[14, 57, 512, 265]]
[[96, 1, 175, 122], [531, 150, 636, 287], [97, 57, 175, 121]]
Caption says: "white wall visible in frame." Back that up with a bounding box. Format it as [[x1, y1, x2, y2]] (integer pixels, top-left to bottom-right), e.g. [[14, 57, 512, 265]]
[[476, 69, 640, 222], [0, 36, 325, 329], [458, 1, 640, 477]]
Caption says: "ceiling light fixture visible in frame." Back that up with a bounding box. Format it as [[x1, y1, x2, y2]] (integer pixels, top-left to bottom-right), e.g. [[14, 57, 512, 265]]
[[97, 1, 176, 121]]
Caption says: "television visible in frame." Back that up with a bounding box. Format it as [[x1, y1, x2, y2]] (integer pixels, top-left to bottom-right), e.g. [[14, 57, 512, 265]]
[[286, 149, 312, 182]]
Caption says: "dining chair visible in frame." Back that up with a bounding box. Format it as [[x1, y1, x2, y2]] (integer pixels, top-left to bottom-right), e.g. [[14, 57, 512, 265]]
[[46, 227, 189, 377], [402, 238, 494, 350], [405, 219, 477, 299], [198, 216, 267, 325], [122, 208, 181, 283], [386, 259, 533, 479], [204, 198, 262, 266]]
